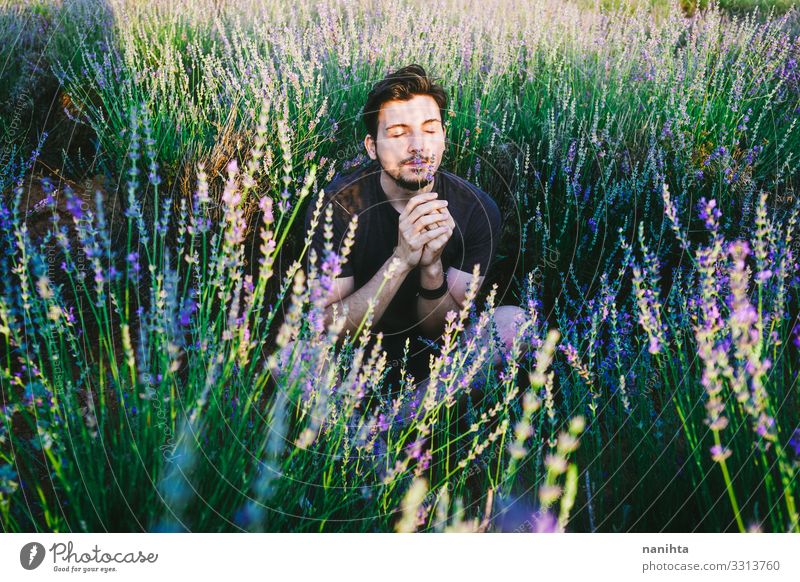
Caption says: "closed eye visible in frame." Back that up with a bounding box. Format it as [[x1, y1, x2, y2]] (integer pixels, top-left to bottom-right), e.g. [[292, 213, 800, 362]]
[[389, 131, 437, 137]]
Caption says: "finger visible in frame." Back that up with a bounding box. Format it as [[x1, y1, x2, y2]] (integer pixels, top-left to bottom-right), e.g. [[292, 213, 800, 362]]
[[434, 211, 455, 233], [429, 208, 454, 232], [401, 208, 443, 235], [426, 225, 454, 245], [399, 192, 437, 221], [415, 200, 448, 221], [431, 225, 454, 244], [418, 231, 450, 253], [422, 224, 449, 242], [409, 224, 448, 249], [409, 200, 449, 224], [422, 208, 446, 232], [425, 235, 448, 252], [413, 213, 448, 234], [399, 198, 441, 230]]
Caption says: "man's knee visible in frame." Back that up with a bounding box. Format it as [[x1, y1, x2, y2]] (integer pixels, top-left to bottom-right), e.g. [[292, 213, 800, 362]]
[[464, 305, 531, 364], [493, 305, 530, 355]]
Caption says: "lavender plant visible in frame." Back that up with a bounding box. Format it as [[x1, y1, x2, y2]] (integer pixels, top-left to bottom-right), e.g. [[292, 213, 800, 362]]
[[1, 0, 799, 533]]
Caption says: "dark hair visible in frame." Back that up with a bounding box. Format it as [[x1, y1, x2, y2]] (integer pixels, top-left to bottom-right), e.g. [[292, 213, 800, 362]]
[[361, 64, 448, 140]]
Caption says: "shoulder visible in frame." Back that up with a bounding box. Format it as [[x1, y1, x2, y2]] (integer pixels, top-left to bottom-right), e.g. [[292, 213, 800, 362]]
[[306, 161, 378, 223], [438, 169, 501, 227]]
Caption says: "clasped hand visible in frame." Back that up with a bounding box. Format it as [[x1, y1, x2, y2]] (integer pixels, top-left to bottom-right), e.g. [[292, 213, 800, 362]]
[[393, 191, 455, 270]]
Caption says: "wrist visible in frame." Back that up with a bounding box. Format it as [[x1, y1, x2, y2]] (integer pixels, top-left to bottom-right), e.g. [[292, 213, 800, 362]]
[[420, 260, 444, 289], [390, 249, 415, 275]]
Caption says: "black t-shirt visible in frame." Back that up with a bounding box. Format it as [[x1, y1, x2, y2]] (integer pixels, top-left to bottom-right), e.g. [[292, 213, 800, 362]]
[[304, 160, 502, 341]]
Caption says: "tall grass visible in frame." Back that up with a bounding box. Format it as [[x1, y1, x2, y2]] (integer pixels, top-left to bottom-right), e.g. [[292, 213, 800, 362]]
[[0, 107, 584, 531], [40, 0, 800, 295]]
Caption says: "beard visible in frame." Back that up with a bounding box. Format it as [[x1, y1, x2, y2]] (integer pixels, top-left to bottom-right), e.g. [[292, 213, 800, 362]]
[[375, 151, 433, 192]]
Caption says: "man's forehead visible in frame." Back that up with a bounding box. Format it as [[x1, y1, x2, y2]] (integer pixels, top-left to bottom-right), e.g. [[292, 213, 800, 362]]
[[379, 96, 441, 126]]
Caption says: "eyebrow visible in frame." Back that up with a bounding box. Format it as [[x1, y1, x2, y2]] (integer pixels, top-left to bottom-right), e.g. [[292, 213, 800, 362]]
[[384, 119, 442, 131]]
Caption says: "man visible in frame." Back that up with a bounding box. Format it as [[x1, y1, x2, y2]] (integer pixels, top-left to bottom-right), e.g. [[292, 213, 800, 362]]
[[304, 64, 527, 390]]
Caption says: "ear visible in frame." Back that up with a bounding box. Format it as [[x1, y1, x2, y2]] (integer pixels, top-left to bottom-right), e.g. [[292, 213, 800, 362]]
[[364, 134, 377, 160]]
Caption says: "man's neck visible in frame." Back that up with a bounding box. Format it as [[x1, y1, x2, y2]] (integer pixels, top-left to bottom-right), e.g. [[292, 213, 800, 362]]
[[379, 169, 436, 214]]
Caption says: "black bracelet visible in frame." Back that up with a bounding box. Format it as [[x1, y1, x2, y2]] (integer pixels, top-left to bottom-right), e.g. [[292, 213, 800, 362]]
[[418, 276, 448, 300]]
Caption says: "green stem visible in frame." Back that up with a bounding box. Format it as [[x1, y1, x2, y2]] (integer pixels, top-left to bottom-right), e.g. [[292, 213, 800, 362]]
[[713, 430, 745, 532]]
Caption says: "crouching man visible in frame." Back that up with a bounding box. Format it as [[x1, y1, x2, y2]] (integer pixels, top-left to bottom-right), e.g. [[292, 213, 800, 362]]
[[304, 63, 529, 395]]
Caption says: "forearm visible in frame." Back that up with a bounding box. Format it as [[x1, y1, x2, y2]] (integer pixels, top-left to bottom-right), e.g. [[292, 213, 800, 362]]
[[416, 260, 461, 339], [325, 252, 412, 338]]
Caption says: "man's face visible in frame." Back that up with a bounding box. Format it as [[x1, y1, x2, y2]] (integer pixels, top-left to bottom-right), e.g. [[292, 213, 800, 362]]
[[365, 94, 446, 191]]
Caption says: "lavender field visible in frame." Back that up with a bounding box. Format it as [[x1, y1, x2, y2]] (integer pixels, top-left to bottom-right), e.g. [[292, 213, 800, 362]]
[[1, 0, 799, 533]]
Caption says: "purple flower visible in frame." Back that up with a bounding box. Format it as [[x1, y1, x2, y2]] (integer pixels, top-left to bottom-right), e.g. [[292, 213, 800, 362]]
[[65, 193, 84, 220], [126, 252, 141, 281], [789, 428, 800, 456], [148, 169, 161, 187], [406, 438, 427, 460], [377, 414, 390, 433], [179, 298, 197, 328], [566, 140, 577, 164], [728, 239, 751, 259], [417, 450, 431, 472], [698, 197, 721, 230], [710, 444, 732, 463], [528, 510, 559, 533], [755, 415, 775, 438]]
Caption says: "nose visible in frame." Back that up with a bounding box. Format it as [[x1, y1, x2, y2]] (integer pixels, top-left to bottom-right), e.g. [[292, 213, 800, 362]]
[[408, 133, 425, 154]]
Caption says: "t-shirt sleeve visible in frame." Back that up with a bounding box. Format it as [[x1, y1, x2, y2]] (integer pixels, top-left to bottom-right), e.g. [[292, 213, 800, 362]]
[[304, 188, 356, 278], [455, 195, 502, 277]]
